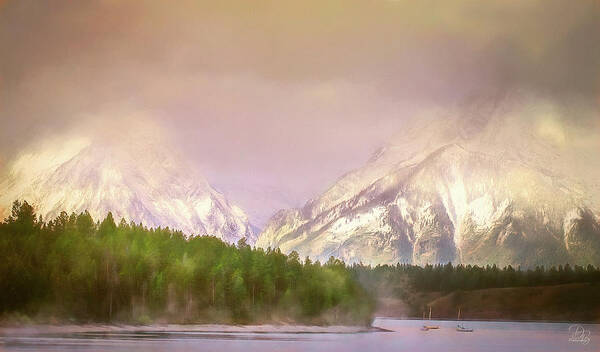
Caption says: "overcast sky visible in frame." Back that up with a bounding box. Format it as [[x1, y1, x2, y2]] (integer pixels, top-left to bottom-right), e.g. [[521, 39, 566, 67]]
[[1, 0, 599, 226]]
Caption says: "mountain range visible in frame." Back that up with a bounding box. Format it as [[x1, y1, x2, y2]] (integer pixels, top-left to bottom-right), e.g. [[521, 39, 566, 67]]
[[2, 95, 599, 267]]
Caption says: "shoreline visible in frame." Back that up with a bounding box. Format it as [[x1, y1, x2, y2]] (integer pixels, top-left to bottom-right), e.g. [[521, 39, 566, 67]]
[[375, 316, 600, 325], [0, 323, 388, 336]]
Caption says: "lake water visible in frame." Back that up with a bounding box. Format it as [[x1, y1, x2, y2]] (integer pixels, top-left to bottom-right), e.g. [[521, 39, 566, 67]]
[[1, 318, 598, 352]]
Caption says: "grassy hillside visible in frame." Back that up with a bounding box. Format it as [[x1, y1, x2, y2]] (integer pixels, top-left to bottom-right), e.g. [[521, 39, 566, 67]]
[[428, 283, 600, 322], [352, 264, 600, 322], [376, 283, 600, 322]]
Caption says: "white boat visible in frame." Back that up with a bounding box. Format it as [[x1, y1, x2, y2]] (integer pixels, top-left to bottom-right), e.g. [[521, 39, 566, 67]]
[[456, 308, 473, 332], [456, 324, 474, 333]]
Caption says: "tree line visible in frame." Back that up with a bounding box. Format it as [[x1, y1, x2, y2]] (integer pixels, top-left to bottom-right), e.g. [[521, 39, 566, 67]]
[[0, 201, 374, 325], [3, 199, 599, 325], [351, 262, 600, 295]]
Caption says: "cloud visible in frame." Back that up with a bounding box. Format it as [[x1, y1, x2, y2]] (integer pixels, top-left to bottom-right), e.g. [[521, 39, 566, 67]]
[[1, 0, 599, 223]]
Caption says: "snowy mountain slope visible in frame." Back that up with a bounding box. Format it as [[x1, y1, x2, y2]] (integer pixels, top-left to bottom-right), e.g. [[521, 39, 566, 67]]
[[0, 134, 256, 244], [257, 95, 600, 267]]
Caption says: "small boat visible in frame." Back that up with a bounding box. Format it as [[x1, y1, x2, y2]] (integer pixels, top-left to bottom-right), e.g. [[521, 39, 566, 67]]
[[423, 325, 439, 330], [455, 308, 473, 333], [456, 324, 474, 333], [423, 306, 439, 330], [421, 311, 432, 331]]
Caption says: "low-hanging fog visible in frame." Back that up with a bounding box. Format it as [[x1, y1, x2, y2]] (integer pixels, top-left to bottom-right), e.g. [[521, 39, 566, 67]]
[[1, 0, 599, 226]]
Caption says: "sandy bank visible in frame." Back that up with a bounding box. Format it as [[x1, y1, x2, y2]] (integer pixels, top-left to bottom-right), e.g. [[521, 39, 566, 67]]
[[0, 323, 386, 336]]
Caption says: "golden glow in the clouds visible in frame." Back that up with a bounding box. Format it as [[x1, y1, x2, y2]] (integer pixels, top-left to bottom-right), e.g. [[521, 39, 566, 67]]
[[11, 137, 91, 179], [536, 115, 567, 147], [309, 83, 339, 103]]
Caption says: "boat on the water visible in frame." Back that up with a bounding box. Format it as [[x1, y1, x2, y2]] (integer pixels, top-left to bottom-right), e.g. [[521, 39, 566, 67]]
[[456, 308, 474, 333], [423, 325, 439, 330], [422, 306, 439, 330], [456, 324, 474, 333]]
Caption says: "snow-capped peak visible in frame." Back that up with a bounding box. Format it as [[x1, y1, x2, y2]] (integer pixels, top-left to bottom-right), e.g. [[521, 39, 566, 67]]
[[257, 93, 600, 267], [0, 131, 256, 244]]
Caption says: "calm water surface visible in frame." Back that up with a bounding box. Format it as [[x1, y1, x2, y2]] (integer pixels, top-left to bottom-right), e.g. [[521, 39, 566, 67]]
[[1, 318, 598, 352]]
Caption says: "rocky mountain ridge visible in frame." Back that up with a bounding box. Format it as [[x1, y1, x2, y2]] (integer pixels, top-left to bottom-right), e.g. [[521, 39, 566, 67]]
[[257, 97, 600, 267]]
